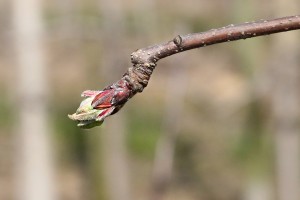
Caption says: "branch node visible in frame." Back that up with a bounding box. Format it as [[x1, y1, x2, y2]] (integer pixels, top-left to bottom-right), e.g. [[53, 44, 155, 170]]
[[173, 35, 183, 48]]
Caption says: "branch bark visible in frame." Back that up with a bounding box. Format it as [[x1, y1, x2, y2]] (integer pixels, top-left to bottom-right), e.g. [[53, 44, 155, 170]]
[[69, 15, 300, 128], [129, 15, 300, 89]]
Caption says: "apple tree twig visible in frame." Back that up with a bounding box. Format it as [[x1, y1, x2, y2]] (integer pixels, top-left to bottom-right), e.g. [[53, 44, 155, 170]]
[[69, 15, 300, 128]]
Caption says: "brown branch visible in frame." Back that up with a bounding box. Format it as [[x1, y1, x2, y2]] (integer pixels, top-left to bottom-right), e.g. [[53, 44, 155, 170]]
[[132, 15, 300, 64], [69, 15, 300, 128]]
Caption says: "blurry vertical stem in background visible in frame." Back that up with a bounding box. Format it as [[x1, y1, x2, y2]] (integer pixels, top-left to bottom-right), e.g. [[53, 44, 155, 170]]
[[13, 0, 56, 200], [232, 1, 272, 200], [270, 1, 300, 200], [97, 1, 132, 200], [150, 49, 187, 200]]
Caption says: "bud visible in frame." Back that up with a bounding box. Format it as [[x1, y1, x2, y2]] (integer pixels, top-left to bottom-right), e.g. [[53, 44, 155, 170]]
[[68, 79, 132, 129]]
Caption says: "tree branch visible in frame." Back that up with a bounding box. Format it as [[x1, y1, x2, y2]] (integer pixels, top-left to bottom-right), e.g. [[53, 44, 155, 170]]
[[69, 15, 300, 128]]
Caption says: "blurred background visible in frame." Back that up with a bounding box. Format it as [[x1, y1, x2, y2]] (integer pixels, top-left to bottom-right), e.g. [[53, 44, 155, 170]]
[[1, 0, 300, 200]]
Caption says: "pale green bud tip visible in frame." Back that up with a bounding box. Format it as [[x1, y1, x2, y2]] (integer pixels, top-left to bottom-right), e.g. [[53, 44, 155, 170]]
[[68, 96, 104, 129]]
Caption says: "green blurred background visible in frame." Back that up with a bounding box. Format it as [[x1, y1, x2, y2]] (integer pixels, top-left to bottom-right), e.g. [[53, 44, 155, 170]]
[[1, 0, 300, 200]]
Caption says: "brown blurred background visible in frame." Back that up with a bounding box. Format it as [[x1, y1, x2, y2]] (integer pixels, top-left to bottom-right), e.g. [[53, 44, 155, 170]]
[[0, 0, 300, 200]]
